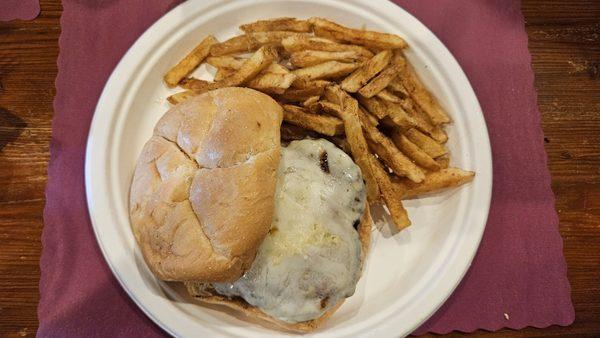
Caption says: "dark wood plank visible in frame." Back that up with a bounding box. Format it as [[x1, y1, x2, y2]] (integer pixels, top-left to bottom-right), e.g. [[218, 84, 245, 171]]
[[0, 0, 598, 337]]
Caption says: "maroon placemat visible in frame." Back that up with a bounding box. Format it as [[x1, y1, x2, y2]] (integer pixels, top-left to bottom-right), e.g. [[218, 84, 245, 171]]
[[39, 0, 575, 336], [0, 0, 39, 21]]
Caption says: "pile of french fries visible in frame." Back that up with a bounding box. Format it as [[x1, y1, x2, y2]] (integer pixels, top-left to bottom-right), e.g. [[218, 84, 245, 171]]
[[163, 17, 475, 231]]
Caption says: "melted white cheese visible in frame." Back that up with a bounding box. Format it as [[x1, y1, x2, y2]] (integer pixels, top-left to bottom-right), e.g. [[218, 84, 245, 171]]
[[213, 139, 366, 323]]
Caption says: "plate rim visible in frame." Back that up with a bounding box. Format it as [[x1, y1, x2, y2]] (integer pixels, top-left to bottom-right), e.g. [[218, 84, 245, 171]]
[[85, 0, 493, 337]]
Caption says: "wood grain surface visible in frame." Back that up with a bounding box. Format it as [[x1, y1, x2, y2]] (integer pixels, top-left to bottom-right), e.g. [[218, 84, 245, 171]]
[[0, 1, 598, 337]]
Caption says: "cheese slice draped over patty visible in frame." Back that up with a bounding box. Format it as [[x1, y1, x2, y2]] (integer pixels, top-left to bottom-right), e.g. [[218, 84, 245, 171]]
[[213, 139, 366, 323]]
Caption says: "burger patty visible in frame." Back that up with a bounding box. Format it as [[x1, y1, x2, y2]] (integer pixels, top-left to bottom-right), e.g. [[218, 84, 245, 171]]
[[213, 138, 366, 323]]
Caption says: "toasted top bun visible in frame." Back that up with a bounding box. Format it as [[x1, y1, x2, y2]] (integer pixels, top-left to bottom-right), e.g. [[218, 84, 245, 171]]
[[185, 205, 372, 332], [129, 87, 283, 282]]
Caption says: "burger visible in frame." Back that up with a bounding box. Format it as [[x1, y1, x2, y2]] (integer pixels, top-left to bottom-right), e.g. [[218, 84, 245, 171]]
[[129, 87, 371, 332]]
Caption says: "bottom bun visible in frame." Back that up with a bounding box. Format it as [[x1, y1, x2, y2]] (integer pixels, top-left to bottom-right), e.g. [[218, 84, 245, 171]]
[[185, 204, 372, 333]]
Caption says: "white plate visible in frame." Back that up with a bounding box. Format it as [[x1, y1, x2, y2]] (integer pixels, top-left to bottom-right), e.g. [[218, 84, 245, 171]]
[[85, 0, 492, 337]]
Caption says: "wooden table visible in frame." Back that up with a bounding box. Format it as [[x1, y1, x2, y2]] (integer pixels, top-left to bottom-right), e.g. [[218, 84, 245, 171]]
[[0, 1, 598, 337]]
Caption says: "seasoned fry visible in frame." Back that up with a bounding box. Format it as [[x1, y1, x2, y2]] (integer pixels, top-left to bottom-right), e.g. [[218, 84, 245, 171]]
[[388, 77, 409, 98], [390, 130, 440, 171], [376, 88, 402, 103], [341, 50, 392, 92], [310, 17, 407, 50], [328, 136, 352, 155], [435, 155, 450, 169], [265, 63, 290, 74], [429, 125, 448, 143], [357, 96, 388, 119], [280, 122, 319, 142], [278, 86, 325, 102], [206, 55, 246, 70], [292, 61, 360, 80], [291, 78, 331, 89], [240, 17, 312, 33], [282, 104, 344, 136], [394, 168, 475, 199], [383, 100, 416, 130], [182, 45, 278, 93], [210, 31, 304, 56], [247, 72, 297, 94], [368, 156, 411, 230], [164, 35, 218, 87], [358, 63, 401, 98], [404, 128, 447, 158], [359, 106, 379, 127], [312, 101, 343, 117], [328, 86, 380, 201], [214, 68, 235, 81], [167, 90, 195, 105], [398, 98, 434, 134], [359, 110, 425, 183], [395, 52, 451, 124], [302, 95, 320, 108], [281, 35, 374, 57], [290, 50, 366, 68]]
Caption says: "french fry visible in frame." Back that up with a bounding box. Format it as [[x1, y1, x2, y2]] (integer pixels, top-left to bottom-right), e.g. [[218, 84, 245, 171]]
[[282, 104, 344, 136], [328, 86, 380, 201], [429, 125, 448, 143], [214, 68, 235, 81], [247, 72, 297, 94], [388, 77, 410, 98], [240, 17, 312, 33], [265, 63, 290, 74], [368, 155, 411, 230], [395, 52, 451, 125], [182, 45, 278, 93], [290, 50, 366, 68], [394, 168, 475, 199], [328, 136, 352, 155], [435, 155, 450, 169], [302, 95, 320, 108], [341, 50, 392, 93], [358, 63, 401, 98], [398, 98, 434, 134], [390, 130, 440, 171], [359, 111, 425, 183], [167, 90, 195, 105], [383, 100, 416, 130], [206, 55, 247, 70], [210, 31, 305, 56], [280, 122, 319, 141], [277, 86, 325, 102], [404, 128, 447, 158], [291, 78, 331, 90], [312, 101, 343, 117], [292, 61, 360, 80], [357, 96, 388, 119], [310, 17, 407, 50], [281, 35, 374, 57], [164, 35, 218, 87], [376, 88, 402, 103], [359, 106, 379, 127]]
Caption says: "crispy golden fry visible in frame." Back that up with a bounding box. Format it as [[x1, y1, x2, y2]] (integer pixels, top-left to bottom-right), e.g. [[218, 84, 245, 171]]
[[359, 106, 379, 127], [390, 130, 440, 171], [309, 17, 407, 50], [398, 98, 434, 134], [429, 125, 448, 143], [280, 122, 319, 141], [282, 104, 344, 136], [281, 35, 374, 57], [210, 31, 304, 56], [368, 155, 411, 230], [302, 95, 320, 108], [265, 63, 290, 74], [328, 86, 380, 201], [247, 72, 297, 94], [291, 77, 331, 89], [404, 128, 447, 158], [322, 85, 343, 105], [383, 100, 416, 130], [214, 67, 235, 81], [206, 55, 246, 70], [359, 112, 425, 183], [435, 155, 450, 169], [394, 168, 475, 199], [341, 50, 392, 92], [290, 50, 366, 68], [182, 45, 278, 93], [358, 63, 401, 98], [388, 77, 409, 98], [357, 96, 388, 119], [278, 86, 325, 102], [292, 61, 360, 80], [167, 90, 195, 105], [240, 17, 312, 33], [164, 35, 218, 87], [395, 52, 451, 125], [311, 101, 342, 117], [376, 88, 402, 103]]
